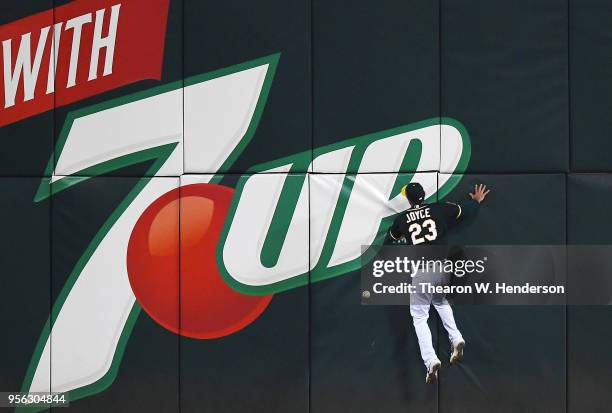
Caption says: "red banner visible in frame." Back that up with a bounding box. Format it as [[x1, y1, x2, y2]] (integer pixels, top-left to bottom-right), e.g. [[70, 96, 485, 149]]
[[0, 0, 170, 127]]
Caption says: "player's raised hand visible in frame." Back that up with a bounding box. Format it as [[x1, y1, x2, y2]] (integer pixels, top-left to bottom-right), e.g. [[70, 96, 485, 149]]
[[469, 184, 490, 203]]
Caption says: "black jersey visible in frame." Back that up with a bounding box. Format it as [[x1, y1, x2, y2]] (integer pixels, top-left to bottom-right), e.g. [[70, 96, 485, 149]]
[[387, 200, 478, 245]]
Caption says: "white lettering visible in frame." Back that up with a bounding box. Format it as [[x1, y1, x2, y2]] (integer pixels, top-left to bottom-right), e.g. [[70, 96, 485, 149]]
[[45, 22, 63, 94], [65, 13, 92, 88], [88, 5, 121, 81], [3, 26, 50, 107]]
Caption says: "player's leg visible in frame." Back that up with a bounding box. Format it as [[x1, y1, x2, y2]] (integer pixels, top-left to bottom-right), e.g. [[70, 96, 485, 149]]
[[432, 294, 465, 364], [410, 281, 441, 383], [409, 303, 436, 365], [430, 273, 465, 363], [432, 296, 463, 344]]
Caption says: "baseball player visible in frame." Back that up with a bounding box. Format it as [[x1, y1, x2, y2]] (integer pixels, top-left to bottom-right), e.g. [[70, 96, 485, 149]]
[[387, 182, 490, 384]]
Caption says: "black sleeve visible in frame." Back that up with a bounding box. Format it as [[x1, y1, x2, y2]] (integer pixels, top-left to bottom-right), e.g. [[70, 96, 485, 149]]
[[459, 199, 480, 220], [443, 199, 479, 226], [387, 215, 405, 242]]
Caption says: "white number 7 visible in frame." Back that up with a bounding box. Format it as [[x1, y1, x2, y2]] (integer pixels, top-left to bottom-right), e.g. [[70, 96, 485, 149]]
[[23, 56, 278, 404]]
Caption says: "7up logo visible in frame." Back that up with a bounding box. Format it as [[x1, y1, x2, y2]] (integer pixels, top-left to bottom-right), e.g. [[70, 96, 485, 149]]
[[21, 53, 470, 409]]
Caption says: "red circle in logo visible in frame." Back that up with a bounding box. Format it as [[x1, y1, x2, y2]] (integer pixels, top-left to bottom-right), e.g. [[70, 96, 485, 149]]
[[127, 183, 273, 339]]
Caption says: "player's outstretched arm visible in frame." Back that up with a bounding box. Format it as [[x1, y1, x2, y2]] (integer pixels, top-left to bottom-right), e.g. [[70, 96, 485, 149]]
[[469, 184, 490, 203], [446, 184, 490, 224], [460, 183, 490, 219]]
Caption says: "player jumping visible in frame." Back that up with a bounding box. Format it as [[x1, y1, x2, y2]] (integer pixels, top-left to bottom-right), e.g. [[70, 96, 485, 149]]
[[387, 182, 490, 384]]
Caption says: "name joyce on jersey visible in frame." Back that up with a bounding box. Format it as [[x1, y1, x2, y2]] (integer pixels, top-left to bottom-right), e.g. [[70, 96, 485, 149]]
[[406, 208, 432, 224]]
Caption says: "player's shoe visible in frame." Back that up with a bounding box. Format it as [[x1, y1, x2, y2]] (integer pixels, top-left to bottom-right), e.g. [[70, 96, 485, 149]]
[[425, 359, 441, 384], [450, 339, 465, 364]]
